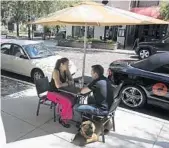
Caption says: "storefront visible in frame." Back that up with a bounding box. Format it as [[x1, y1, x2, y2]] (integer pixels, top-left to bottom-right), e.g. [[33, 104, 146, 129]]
[[124, 6, 169, 48]]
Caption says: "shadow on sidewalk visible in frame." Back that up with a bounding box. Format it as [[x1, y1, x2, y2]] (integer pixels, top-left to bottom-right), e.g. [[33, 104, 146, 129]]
[[109, 132, 169, 148]]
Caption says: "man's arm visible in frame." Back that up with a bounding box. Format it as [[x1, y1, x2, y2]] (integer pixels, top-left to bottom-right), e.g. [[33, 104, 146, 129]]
[[80, 80, 97, 94]]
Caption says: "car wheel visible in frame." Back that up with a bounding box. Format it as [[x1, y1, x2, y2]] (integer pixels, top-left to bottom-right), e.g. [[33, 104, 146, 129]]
[[31, 69, 44, 83], [120, 85, 146, 108], [138, 48, 151, 59]]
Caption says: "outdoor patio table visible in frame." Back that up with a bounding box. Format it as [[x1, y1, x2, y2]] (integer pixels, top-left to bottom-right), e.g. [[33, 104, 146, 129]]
[[58, 86, 81, 96], [74, 76, 93, 85]]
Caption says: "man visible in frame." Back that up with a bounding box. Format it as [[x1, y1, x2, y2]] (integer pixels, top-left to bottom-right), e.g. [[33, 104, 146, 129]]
[[75, 65, 114, 117]]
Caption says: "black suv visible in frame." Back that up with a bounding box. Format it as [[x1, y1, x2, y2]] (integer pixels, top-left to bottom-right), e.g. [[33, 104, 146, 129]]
[[135, 35, 169, 59]]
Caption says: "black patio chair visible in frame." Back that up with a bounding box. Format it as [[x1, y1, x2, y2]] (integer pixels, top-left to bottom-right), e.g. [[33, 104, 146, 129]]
[[82, 82, 124, 143], [35, 77, 57, 122]]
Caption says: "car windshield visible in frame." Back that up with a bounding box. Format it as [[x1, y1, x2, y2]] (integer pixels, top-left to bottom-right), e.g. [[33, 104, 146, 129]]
[[23, 43, 54, 59]]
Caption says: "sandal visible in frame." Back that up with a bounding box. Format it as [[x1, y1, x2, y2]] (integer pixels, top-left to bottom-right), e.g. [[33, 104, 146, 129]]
[[59, 117, 71, 128]]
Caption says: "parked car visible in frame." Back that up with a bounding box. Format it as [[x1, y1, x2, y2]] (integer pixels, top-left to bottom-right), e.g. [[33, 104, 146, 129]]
[[1, 39, 77, 82], [107, 53, 169, 110], [135, 35, 169, 59]]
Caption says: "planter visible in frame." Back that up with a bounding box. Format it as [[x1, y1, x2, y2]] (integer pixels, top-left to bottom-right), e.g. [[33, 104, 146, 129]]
[[58, 40, 85, 48], [58, 39, 73, 47], [91, 42, 115, 50], [71, 41, 84, 48], [58, 39, 115, 50]]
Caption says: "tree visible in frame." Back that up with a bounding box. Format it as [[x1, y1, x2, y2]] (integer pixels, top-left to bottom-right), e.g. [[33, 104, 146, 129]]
[[1, 0, 82, 37], [160, 1, 169, 21]]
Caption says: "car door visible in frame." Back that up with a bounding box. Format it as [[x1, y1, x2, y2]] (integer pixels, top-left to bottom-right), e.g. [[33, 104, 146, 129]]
[[10, 44, 31, 76], [1, 43, 13, 71], [149, 64, 169, 105], [153, 41, 166, 52], [163, 37, 169, 52]]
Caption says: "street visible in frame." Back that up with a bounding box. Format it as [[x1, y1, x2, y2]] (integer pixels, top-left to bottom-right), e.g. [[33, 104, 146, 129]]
[[1, 47, 169, 121]]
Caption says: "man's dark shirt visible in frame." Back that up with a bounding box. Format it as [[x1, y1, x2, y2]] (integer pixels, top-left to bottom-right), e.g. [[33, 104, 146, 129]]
[[88, 76, 114, 110]]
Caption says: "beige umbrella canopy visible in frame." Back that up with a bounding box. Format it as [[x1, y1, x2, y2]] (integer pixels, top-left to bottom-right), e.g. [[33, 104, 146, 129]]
[[30, 1, 168, 85], [30, 8, 70, 25], [31, 1, 168, 26]]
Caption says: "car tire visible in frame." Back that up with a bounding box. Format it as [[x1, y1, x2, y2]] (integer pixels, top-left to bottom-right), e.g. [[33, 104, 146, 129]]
[[138, 48, 151, 59], [120, 85, 147, 109], [31, 69, 44, 83]]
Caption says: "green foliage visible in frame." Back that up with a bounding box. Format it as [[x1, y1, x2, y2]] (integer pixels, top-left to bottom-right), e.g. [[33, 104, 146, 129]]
[[1, 0, 82, 36], [44, 26, 51, 33], [73, 37, 115, 44], [160, 1, 169, 20]]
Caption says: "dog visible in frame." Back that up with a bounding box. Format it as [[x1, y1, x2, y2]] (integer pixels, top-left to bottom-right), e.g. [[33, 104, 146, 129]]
[[72, 119, 114, 146], [72, 120, 99, 146]]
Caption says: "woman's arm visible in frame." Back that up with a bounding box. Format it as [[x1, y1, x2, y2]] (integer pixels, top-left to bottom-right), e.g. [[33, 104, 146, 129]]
[[66, 69, 73, 81], [53, 70, 69, 88]]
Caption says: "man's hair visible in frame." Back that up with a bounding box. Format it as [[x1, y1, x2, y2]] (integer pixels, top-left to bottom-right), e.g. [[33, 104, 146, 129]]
[[91, 65, 104, 77]]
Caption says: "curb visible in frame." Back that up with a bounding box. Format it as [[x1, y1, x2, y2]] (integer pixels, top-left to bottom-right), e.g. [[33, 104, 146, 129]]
[[1, 75, 35, 87]]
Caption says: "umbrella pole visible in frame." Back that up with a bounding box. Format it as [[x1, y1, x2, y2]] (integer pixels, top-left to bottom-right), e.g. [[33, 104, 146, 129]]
[[81, 23, 87, 87]]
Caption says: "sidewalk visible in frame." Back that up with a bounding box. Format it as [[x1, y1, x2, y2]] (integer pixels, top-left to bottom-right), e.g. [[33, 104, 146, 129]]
[[1, 88, 169, 148]]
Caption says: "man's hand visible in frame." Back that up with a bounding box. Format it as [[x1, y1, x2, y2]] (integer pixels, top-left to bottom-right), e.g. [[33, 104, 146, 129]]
[[80, 87, 91, 94]]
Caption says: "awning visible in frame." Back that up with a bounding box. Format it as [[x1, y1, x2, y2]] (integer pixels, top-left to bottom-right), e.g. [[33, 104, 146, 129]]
[[130, 7, 161, 19]]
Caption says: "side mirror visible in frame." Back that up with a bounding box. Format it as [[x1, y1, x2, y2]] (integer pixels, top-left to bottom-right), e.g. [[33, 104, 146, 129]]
[[162, 40, 165, 43], [20, 54, 28, 59]]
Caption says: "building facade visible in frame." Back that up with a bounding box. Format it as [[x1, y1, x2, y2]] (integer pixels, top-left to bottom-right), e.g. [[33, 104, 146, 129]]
[[65, 0, 169, 49]]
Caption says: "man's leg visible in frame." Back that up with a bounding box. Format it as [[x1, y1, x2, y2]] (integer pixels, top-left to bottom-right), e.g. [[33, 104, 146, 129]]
[[76, 104, 98, 114], [73, 104, 97, 122]]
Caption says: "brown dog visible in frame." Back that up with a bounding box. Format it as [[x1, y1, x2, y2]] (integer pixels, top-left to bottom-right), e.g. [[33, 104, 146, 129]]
[[72, 119, 114, 146], [72, 120, 101, 146]]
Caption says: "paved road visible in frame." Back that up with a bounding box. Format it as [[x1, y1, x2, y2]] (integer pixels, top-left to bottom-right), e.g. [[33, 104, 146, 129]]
[[1, 48, 169, 121]]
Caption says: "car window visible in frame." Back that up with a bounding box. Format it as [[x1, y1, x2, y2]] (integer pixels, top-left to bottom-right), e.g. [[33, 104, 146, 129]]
[[11, 44, 24, 57], [1, 43, 11, 55], [153, 64, 169, 75], [23, 43, 53, 59]]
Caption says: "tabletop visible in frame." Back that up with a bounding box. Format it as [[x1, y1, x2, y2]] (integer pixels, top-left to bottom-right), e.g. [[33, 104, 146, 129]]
[[74, 76, 93, 85], [58, 86, 81, 96]]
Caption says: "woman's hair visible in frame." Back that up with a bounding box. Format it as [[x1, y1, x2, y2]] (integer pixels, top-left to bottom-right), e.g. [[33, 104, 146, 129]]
[[55, 57, 69, 70]]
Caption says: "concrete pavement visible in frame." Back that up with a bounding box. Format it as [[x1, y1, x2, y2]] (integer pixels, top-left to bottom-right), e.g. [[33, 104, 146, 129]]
[[1, 88, 169, 148]]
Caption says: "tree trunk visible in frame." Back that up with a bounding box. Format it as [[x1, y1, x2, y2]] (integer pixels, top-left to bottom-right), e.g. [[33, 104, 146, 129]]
[[28, 24, 31, 39], [28, 15, 31, 40], [16, 22, 19, 37], [56, 26, 59, 33]]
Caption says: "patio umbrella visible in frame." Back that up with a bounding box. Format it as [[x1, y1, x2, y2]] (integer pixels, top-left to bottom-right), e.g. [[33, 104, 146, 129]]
[[30, 1, 168, 85]]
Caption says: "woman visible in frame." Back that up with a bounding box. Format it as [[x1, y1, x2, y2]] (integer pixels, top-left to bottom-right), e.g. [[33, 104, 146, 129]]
[[50, 57, 74, 91], [49, 57, 75, 128]]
